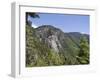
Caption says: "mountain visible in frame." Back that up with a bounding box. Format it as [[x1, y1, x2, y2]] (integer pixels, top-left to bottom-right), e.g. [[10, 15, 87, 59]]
[[26, 25, 89, 67], [66, 32, 89, 48], [35, 25, 65, 53]]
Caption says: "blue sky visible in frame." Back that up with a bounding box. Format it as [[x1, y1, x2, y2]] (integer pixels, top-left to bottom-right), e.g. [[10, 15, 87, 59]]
[[28, 13, 89, 34]]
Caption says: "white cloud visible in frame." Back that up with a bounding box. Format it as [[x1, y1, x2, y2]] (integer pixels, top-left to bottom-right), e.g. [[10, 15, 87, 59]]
[[80, 32, 85, 34], [32, 23, 38, 28]]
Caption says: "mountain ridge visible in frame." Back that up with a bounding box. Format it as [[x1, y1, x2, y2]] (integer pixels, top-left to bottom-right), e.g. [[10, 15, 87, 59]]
[[35, 25, 89, 52], [26, 25, 89, 67]]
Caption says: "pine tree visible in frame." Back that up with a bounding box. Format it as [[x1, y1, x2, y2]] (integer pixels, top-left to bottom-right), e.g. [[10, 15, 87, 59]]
[[26, 12, 39, 26], [76, 36, 89, 64]]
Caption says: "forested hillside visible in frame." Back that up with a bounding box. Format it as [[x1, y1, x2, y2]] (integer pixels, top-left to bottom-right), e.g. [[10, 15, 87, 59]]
[[26, 25, 89, 67]]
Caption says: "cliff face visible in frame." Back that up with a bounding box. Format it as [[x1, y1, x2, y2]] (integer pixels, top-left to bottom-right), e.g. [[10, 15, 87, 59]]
[[35, 25, 64, 53], [26, 25, 89, 67], [35, 25, 89, 54]]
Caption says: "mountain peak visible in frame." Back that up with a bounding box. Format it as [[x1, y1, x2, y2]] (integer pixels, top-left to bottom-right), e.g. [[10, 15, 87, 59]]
[[36, 25, 63, 32], [37, 25, 56, 28]]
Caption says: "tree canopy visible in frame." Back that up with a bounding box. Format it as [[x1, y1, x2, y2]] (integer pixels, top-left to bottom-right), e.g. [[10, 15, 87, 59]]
[[26, 12, 39, 26]]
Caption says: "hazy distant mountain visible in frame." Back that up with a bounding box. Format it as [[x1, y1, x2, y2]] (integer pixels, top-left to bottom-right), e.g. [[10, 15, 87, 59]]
[[26, 25, 89, 67]]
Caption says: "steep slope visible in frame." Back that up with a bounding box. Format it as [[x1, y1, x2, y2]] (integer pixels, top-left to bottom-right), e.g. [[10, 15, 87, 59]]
[[26, 25, 89, 67], [66, 32, 89, 47], [36, 25, 89, 64], [35, 25, 64, 53]]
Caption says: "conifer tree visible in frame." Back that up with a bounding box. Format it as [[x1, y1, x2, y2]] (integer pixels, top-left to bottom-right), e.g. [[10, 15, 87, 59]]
[[76, 36, 89, 64]]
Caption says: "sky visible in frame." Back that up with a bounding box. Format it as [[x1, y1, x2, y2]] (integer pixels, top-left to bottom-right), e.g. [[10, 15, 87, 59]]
[[28, 13, 89, 34]]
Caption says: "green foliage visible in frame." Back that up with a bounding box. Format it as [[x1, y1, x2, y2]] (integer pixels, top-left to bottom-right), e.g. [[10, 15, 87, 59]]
[[26, 12, 39, 26], [76, 36, 89, 64], [47, 49, 63, 65], [61, 37, 79, 65], [26, 25, 89, 67]]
